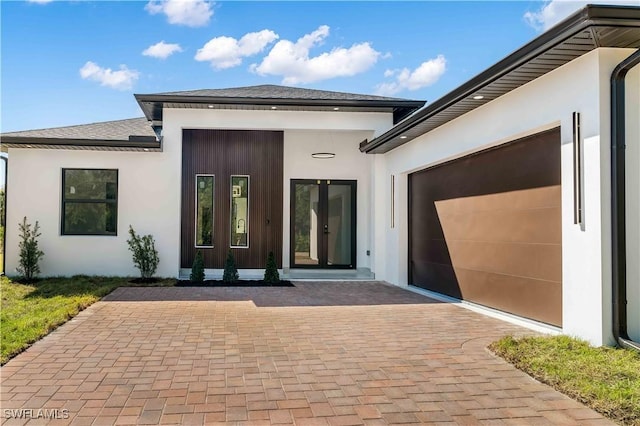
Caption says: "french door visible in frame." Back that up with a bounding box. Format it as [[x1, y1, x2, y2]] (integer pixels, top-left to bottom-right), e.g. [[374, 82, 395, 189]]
[[290, 179, 356, 269]]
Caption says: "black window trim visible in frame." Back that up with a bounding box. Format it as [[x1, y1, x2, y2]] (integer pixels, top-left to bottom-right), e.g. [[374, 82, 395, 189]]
[[61, 168, 119, 236]]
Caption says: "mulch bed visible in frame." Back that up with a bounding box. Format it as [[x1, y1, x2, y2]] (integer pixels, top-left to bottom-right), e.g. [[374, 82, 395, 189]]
[[128, 278, 163, 284], [175, 280, 294, 287]]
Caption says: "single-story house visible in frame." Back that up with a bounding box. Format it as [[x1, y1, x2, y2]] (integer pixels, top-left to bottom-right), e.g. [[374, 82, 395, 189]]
[[2, 5, 639, 348]]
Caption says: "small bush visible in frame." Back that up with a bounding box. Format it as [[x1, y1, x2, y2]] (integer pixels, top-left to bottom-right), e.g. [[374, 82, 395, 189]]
[[222, 250, 239, 283], [191, 251, 205, 283], [263, 251, 280, 284], [127, 226, 159, 279], [16, 217, 45, 282]]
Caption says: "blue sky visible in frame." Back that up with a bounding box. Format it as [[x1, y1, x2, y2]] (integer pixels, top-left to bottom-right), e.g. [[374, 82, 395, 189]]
[[1, 0, 631, 132]]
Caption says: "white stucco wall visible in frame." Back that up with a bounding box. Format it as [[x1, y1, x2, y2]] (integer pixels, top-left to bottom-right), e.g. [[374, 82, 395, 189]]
[[4, 108, 390, 278], [283, 129, 374, 271], [5, 146, 181, 277], [373, 47, 637, 346]]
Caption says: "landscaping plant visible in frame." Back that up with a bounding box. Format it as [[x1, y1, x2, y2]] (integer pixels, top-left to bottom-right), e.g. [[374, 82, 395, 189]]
[[16, 216, 44, 282], [223, 249, 239, 283], [191, 250, 205, 283], [263, 251, 280, 284], [127, 225, 159, 280]]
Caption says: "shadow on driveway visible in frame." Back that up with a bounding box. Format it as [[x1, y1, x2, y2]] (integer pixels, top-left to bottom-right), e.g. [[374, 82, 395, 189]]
[[102, 281, 443, 307]]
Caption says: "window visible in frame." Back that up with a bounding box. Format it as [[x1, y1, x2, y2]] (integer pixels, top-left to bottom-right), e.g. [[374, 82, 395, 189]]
[[230, 175, 249, 248], [62, 169, 118, 235], [195, 175, 214, 247]]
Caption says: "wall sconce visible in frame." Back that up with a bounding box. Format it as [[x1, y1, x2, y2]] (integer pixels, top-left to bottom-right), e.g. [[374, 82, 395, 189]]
[[311, 152, 335, 159]]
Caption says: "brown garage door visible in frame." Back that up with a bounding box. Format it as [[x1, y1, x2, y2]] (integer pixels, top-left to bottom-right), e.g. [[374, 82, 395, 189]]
[[409, 128, 562, 326]]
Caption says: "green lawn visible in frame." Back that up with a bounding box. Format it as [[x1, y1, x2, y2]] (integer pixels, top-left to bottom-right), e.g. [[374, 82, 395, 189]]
[[490, 335, 640, 425], [0, 275, 174, 365]]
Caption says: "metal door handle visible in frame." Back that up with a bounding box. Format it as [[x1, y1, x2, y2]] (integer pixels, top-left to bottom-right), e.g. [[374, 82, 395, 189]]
[[324, 224, 330, 234]]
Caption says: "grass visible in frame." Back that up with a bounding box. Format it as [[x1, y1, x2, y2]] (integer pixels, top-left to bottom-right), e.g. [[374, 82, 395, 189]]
[[490, 335, 640, 425], [0, 275, 174, 365]]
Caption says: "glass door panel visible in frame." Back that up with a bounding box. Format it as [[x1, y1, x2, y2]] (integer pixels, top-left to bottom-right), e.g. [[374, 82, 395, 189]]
[[327, 183, 353, 266], [291, 180, 356, 268], [292, 182, 320, 266]]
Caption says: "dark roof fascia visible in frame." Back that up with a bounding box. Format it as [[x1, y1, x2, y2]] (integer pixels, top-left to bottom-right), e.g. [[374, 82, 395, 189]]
[[134, 94, 425, 122], [1, 136, 161, 149], [361, 5, 640, 153]]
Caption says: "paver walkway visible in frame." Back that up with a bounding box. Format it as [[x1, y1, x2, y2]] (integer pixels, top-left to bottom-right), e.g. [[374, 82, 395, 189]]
[[1, 282, 612, 425]]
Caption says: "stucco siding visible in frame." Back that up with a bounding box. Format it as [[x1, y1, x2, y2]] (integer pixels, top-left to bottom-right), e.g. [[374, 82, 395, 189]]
[[374, 47, 637, 346], [283, 129, 374, 271], [5, 147, 181, 277]]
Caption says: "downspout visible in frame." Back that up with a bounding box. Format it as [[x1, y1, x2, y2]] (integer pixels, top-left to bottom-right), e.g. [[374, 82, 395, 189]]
[[1, 154, 6, 276], [611, 48, 640, 351]]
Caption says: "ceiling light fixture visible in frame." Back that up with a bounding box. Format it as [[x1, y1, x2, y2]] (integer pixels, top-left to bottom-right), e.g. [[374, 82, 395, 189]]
[[333, 107, 340, 111], [271, 106, 277, 110], [143, 148, 150, 152], [311, 152, 335, 159], [473, 95, 484, 100], [399, 135, 408, 139], [207, 105, 214, 109]]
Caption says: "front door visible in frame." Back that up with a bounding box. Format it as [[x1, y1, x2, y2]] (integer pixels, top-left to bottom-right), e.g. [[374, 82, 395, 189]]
[[291, 179, 356, 268]]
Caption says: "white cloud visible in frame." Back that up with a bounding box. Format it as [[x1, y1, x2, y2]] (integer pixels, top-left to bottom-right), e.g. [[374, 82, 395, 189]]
[[79, 61, 140, 90], [524, 0, 639, 31], [251, 25, 380, 85], [375, 55, 446, 96], [27, 0, 54, 3], [195, 30, 279, 69], [143, 41, 183, 59], [145, 0, 213, 28]]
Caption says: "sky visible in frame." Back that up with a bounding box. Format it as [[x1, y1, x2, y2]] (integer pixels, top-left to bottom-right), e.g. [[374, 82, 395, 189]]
[[1, 0, 638, 133]]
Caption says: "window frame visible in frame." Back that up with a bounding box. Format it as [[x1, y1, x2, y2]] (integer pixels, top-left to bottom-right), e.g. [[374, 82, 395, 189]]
[[61, 168, 119, 236], [194, 174, 215, 248], [230, 175, 250, 249]]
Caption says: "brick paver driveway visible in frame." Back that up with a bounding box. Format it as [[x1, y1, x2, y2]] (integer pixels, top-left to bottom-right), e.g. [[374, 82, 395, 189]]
[[1, 282, 611, 425]]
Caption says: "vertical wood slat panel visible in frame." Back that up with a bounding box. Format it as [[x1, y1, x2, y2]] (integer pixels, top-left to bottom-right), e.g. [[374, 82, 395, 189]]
[[181, 129, 283, 269]]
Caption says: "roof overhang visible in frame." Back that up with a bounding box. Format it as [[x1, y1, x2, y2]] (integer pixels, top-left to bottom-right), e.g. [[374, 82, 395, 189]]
[[1, 135, 161, 152], [134, 94, 426, 125], [361, 4, 640, 154]]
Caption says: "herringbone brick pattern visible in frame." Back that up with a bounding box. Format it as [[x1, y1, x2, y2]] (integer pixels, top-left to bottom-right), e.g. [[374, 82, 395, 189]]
[[1, 282, 612, 425]]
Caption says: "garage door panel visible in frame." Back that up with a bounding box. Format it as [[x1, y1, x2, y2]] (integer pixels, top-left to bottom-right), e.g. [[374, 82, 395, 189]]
[[437, 205, 561, 245], [411, 238, 453, 265], [455, 267, 562, 326], [446, 240, 562, 283], [411, 261, 461, 299], [409, 127, 562, 326]]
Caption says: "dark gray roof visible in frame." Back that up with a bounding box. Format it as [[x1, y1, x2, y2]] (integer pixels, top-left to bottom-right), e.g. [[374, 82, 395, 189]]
[[151, 84, 410, 102], [1, 117, 159, 151], [1, 117, 155, 140], [362, 4, 640, 154], [135, 84, 425, 124]]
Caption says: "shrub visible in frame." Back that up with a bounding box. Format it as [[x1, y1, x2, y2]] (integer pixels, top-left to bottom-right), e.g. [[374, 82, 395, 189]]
[[191, 251, 205, 283], [222, 250, 239, 283], [263, 251, 280, 284], [16, 216, 44, 281], [127, 226, 159, 279]]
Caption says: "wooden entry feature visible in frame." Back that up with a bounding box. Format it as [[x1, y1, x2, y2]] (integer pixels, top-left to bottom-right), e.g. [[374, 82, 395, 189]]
[[181, 129, 283, 269], [408, 128, 562, 326]]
